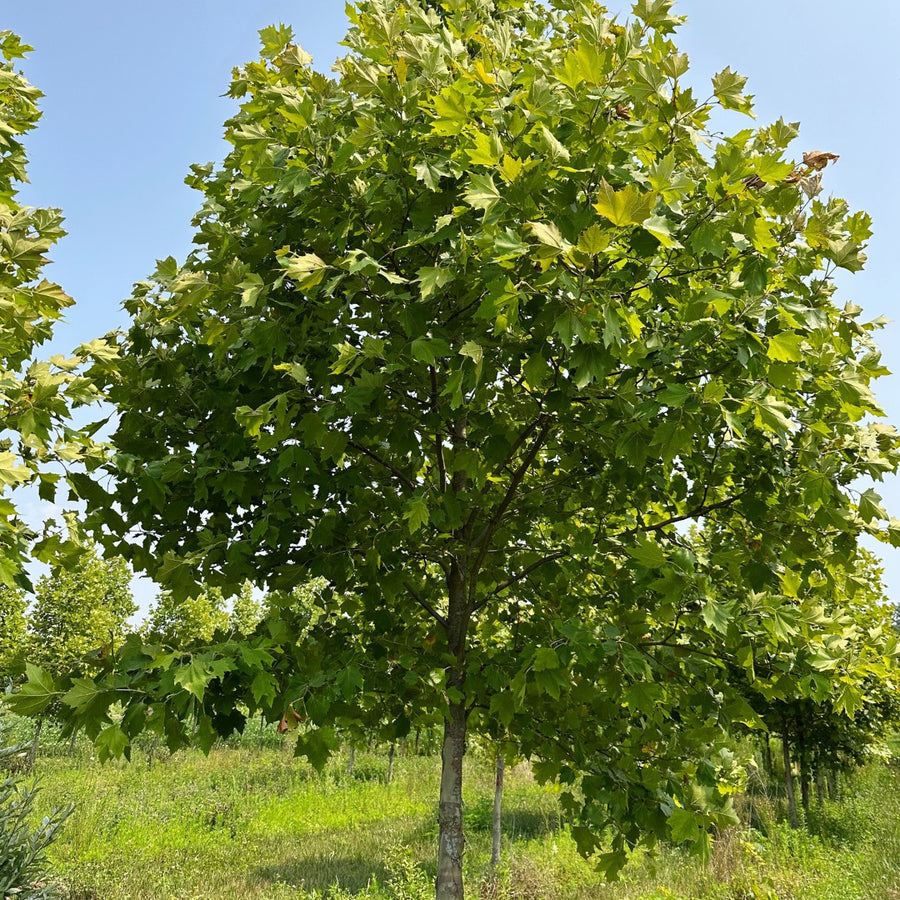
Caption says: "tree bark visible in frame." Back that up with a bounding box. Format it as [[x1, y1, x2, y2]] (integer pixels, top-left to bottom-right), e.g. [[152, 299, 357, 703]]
[[816, 763, 825, 805], [762, 735, 773, 782], [491, 752, 505, 870], [387, 742, 395, 785], [826, 769, 838, 801], [436, 556, 469, 900], [781, 724, 798, 828], [26, 719, 43, 770], [436, 702, 466, 900]]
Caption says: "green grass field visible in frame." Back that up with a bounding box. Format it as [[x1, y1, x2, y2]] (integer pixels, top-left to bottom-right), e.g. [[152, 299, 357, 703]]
[[9, 722, 900, 900]]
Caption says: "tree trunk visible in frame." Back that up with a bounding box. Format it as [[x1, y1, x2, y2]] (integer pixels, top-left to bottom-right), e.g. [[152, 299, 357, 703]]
[[348, 745, 355, 776], [436, 553, 469, 900], [781, 725, 798, 828], [816, 763, 825, 805], [68, 728, 77, 757], [491, 752, 505, 870], [26, 719, 43, 770], [826, 769, 838, 801], [763, 736, 773, 782], [387, 743, 395, 785], [436, 701, 466, 900], [796, 715, 810, 815]]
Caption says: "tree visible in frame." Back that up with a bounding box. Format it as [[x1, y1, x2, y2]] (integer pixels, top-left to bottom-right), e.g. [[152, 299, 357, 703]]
[[0, 587, 27, 685], [26, 1, 899, 896], [229, 581, 263, 636], [142, 584, 228, 645], [0, 31, 106, 588]]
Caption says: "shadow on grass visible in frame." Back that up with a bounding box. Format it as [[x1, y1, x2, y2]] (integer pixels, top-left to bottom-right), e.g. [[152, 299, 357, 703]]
[[252, 854, 391, 893], [465, 797, 562, 841], [249, 818, 435, 894]]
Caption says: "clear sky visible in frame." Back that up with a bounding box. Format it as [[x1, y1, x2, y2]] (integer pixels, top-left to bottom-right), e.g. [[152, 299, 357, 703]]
[[4, 1, 900, 614]]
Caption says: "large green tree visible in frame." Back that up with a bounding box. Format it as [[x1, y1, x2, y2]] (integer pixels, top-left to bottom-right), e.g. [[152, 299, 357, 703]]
[[21, 1, 899, 895]]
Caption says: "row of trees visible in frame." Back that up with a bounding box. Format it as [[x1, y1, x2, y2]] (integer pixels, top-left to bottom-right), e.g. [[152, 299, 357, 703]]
[[0, 556, 265, 689], [2, 2, 900, 898]]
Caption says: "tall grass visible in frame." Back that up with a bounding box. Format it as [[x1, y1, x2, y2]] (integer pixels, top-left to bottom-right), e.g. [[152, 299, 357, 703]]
[[5, 718, 898, 900]]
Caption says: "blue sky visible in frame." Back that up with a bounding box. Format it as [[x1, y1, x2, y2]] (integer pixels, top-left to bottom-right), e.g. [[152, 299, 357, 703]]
[[4, 1, 899, 613]]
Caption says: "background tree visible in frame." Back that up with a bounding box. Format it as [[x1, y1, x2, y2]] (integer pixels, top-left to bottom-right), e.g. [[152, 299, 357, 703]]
[[229, 581, 263, 637], [141, 584, 228, 646], [0, 587, 27, 686], [27, 548, 136, 677], [27, 1, 900, 896]]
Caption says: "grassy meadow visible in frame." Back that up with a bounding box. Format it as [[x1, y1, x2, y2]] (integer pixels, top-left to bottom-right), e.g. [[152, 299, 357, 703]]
[[5, 718, 900, 900]]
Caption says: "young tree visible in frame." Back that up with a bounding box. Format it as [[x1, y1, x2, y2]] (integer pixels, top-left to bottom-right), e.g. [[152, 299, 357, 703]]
[[229, 581, 263, 636], [24, 2, 899, 896], [27, 548, 136, 675], [0, 587, 27, 685], [142, 584, 228, 645]]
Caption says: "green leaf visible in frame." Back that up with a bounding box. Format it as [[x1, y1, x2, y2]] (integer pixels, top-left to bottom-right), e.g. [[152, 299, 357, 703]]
[[294, 726, 338, 770], [279, 252, 328, 290], [4, 664, 59, 716], [410, 337, 451, 365], [459, 341, 484, 381], [628, 537, 667, 568], [533, 647, 560, 672], [464, 173, 501, 211], [858, 488, 886, 523], [767, 332, 804, 362], [490, 691, 516, 727], [404, 496, 430, 533], [668, 807, 701, 844], [577, 224, 611, 255], [712, 67, 753, 114], [642, 214, 682, 248], [593, 180, 655, 227], [95, 725, 130, 763], [174, 658, 213, 702], [417, 266, 454, 299], [528, 221, 569, 254]]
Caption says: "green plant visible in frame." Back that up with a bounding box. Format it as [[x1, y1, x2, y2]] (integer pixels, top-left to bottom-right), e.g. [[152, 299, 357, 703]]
[[0, 748, 71, 899]]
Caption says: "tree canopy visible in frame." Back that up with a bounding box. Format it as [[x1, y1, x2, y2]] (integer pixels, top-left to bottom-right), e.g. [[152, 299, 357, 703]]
[[8, 2, 900, 897]]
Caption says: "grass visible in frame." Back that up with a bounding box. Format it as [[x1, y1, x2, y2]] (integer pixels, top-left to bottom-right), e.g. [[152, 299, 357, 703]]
[[5, 719, 900, 899]]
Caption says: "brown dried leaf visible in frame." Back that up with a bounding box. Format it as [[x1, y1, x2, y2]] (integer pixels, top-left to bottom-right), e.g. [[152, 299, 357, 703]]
[[802, 150, 840, 171]]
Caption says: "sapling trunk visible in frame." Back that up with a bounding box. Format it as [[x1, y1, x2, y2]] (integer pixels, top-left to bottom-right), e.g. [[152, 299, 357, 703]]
[[26, 719, 42, 770], [816, 764, 825, 805], [796, 716, 810, 814], [781, 725, 798, 828], [387, 743, 395, 785], [491, 752, 505, 869]]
